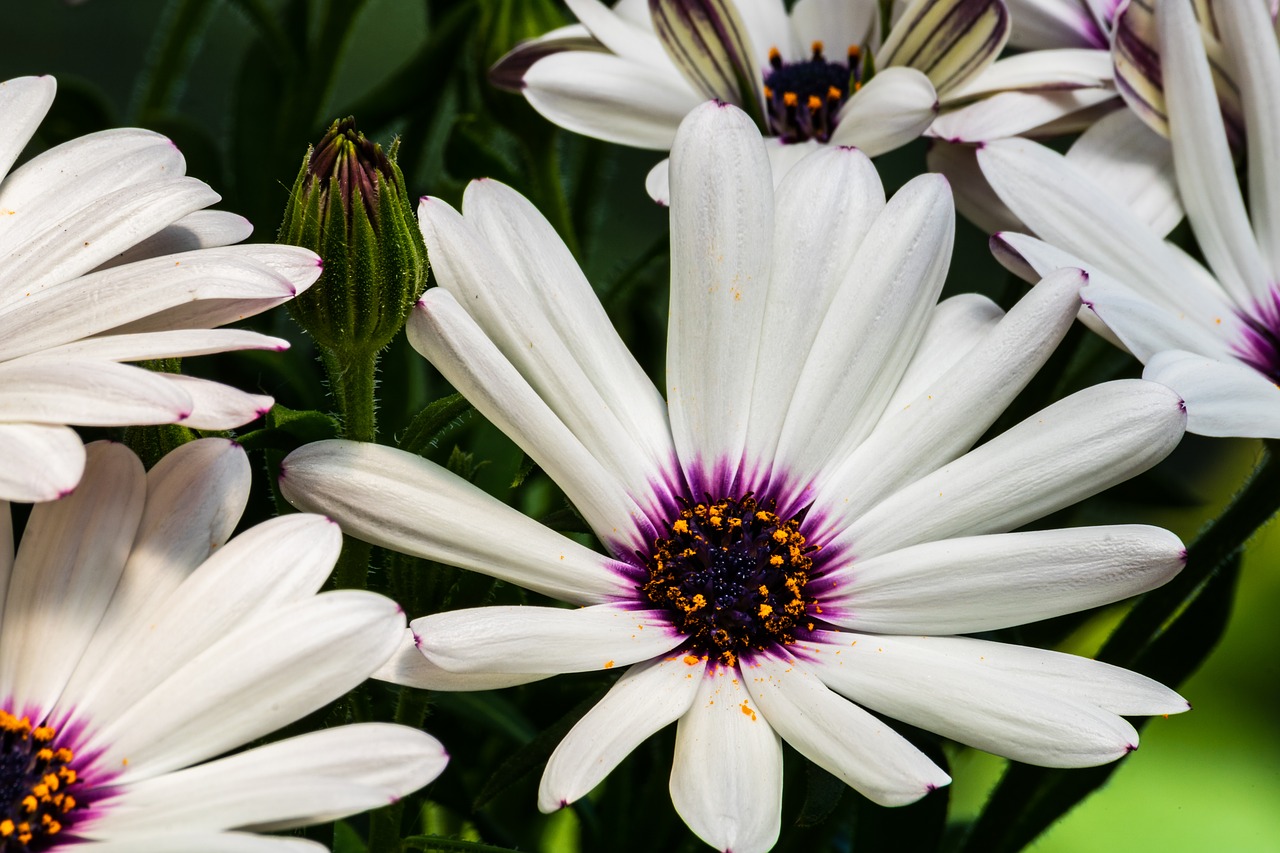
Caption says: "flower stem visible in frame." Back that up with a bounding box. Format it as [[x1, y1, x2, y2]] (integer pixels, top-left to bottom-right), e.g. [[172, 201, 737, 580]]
[[321, 347, 379, 590]]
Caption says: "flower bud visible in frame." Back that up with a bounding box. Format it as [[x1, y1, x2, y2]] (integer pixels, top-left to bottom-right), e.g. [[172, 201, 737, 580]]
[[278, 118, 427, 356]]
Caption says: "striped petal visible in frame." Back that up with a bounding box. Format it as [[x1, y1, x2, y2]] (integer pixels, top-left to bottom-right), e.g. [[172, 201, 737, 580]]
[[880, 0, 1011, 96]]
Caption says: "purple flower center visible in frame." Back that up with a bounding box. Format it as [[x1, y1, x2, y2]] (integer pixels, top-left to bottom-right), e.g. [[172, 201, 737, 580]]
[[639, 494, 818, 666], [0, 710, 86, 851], [1233, 286, 1280, 382], [762, 41, 863, 143]]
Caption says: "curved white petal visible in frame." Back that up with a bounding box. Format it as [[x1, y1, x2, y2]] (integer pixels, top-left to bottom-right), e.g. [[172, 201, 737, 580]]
[[1218, 0, 1280, 280], [524, 51, 700, 149], [97, 210, 254, 269], [819, 525, 1185, 634], [70, 834, 327, 852], [461, 179, 676, 483], [790, 0, 878, 53], [1065, 107, 1182, 237], [60, 514, 342, 728], [810, 631, 1154, 767], [931, 86, 1116, 142], [161, 374, 271, 429], [945, 47, 1113, 99], [0, 76, 56, 180], [1160, 0, 1271, 305], [89, 724, 446, 835], [836, 379, 1186, 558], [813, 268, 1082, 532], [1007, 0, 1109, 49], [27, 328, 287, 364], [372, 629, 553, 691], [539, 654, 706, 811], [0, 423, 85, 502], [0, 359, 193, 426], [415, 603, 682, 675], [666, 101, 773, 494], [670, 667, 783, 853], [84, 590, 406, 783], [926, 141, 1023, 235], [743, 144, 885, 470], [830, 67, 938, 156], [565, 0, 675, 69], [645, 157, 673, 204], [0, 442, 144, 717], [1081, 278, 1238, 363], [408, 290, 655, 551], [884, 292, 1005, 411], [978, 139, 1236, 318], [773, 174, 953, 495], [281, 439, 634, 606], [746, 653, 949, 806], [1144, 349, 1280, 440]]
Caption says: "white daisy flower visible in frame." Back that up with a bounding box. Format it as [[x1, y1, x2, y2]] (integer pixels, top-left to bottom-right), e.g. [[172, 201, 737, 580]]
[[280, 103, 1189, 853], [977, 0, 1280, 439], [491, 0, 1012, 200], [0, 438, 447, 851], [0, 76, 323, 503]]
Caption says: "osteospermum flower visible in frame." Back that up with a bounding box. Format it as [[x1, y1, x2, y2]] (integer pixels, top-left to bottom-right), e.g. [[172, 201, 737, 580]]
[[281, 103, 1189, 853], [0, 438, 446, 851], [977, 0, 1280, 438], [492, 0, 1011, 200], [0, 76, 322, 503]]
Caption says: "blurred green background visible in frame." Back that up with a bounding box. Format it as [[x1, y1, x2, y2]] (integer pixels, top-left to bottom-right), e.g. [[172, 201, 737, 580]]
[[5, 1, 1279, 850]]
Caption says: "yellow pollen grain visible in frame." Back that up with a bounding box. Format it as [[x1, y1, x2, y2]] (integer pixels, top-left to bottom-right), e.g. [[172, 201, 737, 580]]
[[740, 700, 757, 721], [769, 46, 781, 61], [0, 820, 11, 836], [783, 91, 798, 107], [772, 529, 788, 543], [673, 519, 690, 534], [684, 654, 700, 665], [769, 555, 783, 567], [604, 660, 614, 669], [807, 94, 822, 111], [827, 85, 841, 100], [759, 603, 773, 617], [811, 40, 824, 54]]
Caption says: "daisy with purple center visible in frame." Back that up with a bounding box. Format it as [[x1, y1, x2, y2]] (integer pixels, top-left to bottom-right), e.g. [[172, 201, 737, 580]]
[[0, 76, 322, 503], [281, 102, 1189, 852], [0, 438, 446, 851], [977, 0, 1280, 438]]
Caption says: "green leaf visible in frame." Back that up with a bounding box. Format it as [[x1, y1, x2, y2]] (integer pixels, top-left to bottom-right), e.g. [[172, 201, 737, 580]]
[[333, 821, 370, 853], [402, 838, 522, 853], [398, 393, 474, 457], [237, 405, 342, 452]]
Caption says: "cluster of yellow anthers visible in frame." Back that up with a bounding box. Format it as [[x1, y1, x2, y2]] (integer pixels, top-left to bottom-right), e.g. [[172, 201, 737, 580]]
[[0, 708, 80, 846], [642, 495, 818, 667]]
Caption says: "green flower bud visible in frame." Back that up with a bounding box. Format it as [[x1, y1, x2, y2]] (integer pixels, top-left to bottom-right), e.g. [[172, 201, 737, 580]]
[[278, 117, 427, 357]]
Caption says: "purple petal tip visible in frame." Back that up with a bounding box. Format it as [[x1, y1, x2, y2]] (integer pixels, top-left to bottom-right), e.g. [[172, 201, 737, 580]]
[[1125, 743, 1139, 754], [57, 487, 76, 500]]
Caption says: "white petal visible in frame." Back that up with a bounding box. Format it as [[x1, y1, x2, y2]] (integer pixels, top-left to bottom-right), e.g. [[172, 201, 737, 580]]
[[524, 51, 700, 149], [161, 374, 271, 429], [61, 514, 342, 729], [414, 603, 682, 675], [462, 179, 676, 483], [0, 176, 218, 299], [0, 423, 85, 502], [666, 101, 773, 494], [884, 292, 1005, 411], [0, 359, 193, 426], [83, 590, 406, 783], [978, 139, 1237, 318], [829, 67, 938, 156], [1144, 349, 1280, 440], [372, 629, 553, 691], [89, 724, 446, 835], [0, 76, 56, 180], [744, 653, 949, 805], [773, 174, 953, 496], [812, 267, 1082, 533], [944, 47, 1114, 99], [539, 654, 706, 811], [834, 379, 1186, 558], [1218, 0, 1280, 280], [565, 0, 675, 68], [96, 210, 254, 269], [1160, 0, 1271, 304], [645, 157, 673, 204], [790, 0, 878, 53], [926, 141, 1023, 235], [0, 442, 144, 717], [819, 525, 1185, 634], [407, 291, 655, 551], [1006, 0, 1109, 49], [810, 631, 1154, 767], [25, 328, 288, 363], [670, 667, 783, 853], [1080, 277, 1238, 363], [58, 439, 250, 708], [0, 248, 301, 361], [931, 86, 1116, 142], [280, 439, 634, 606], [1066, 107, 1182, 237], [425, 185, 671, 508], [70, 834, 327, 853], [743, 144, 885, 470]]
